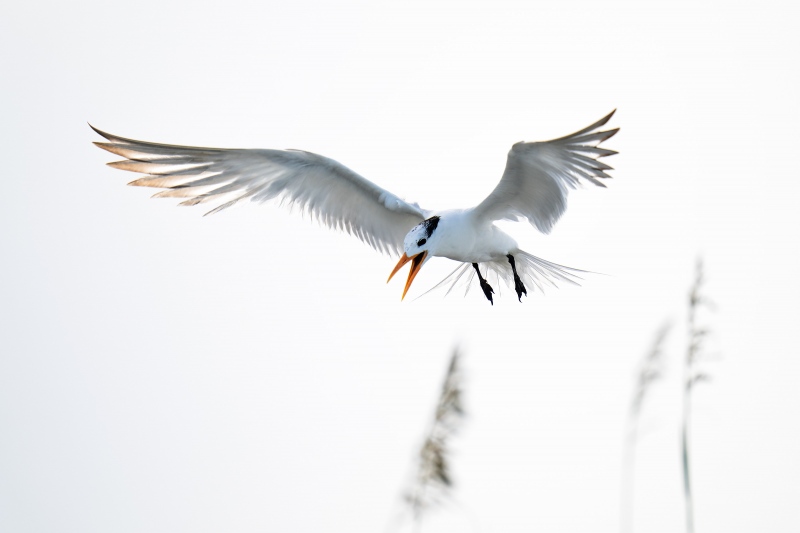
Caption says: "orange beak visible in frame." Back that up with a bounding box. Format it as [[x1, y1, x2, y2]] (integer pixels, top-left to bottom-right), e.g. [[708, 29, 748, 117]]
[[387, 251, 428, 300]]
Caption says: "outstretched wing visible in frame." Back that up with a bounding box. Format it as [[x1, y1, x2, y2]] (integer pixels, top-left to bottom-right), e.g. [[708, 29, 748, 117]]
[[474, 110, 619, 234], [92, 126, 426, 255]]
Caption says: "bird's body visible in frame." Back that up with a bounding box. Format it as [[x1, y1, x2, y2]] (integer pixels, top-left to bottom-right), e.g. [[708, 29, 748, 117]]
[[415, 209, 514, 263], [92, 111, 618, 304]]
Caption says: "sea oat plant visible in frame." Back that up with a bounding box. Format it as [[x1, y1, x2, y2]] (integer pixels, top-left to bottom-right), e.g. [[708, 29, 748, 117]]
[[681, 258, 713, 533], [403, 347, 465, 531], [621, 322, 671, 533]]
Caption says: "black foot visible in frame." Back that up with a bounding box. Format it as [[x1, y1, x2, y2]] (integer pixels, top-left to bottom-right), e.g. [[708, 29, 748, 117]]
[[507, 254, 527, 302], [472, 263, 494, 305], [479, 278, 495, 305], [512, 275, 527, 302]]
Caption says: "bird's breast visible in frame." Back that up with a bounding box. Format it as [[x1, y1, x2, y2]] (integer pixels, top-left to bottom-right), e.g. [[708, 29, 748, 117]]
[[432, 211, 516, 263]]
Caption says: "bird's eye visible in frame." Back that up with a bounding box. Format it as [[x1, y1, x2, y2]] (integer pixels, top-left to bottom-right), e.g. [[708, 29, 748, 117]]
[[417, 238, 427, 246]]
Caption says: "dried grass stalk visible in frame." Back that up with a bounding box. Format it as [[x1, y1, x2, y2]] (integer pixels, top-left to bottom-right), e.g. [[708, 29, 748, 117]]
[[682, 257, 713, 533], [404, 347, 465, 528], [621, 322, 671, 533]]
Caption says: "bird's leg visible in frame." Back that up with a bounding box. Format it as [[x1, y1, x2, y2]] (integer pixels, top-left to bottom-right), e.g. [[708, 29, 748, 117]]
[[507, 254, 527, 302], [472, 263, 494, 305]]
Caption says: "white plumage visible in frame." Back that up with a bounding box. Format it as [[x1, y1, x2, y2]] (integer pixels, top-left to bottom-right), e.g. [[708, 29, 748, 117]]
[[92, 110, 618, 304]]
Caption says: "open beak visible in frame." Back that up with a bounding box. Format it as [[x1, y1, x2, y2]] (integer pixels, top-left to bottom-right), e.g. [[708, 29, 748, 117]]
[[387, 251, 428, 300]]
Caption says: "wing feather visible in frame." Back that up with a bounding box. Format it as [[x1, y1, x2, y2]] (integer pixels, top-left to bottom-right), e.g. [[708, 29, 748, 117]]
[[474, 110, 619, 234], [92, 126, 426, 255]]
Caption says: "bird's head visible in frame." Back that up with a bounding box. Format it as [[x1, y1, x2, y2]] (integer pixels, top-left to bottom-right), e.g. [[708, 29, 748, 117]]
[[387, 216, 440, 300]]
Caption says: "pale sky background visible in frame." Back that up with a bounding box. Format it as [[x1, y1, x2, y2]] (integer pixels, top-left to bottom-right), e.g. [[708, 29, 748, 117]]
[[1, 1, 798, 532]]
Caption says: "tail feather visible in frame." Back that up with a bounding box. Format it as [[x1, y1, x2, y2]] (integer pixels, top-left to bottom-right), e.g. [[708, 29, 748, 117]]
[[418, 251, 587, 301]]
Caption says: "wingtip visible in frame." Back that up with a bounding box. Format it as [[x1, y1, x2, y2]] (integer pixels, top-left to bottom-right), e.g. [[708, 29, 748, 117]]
[[94, 141, 118, 155], [88, 123, 111, 139], [88, 124, 135, 145], [595, 109, 617, 128], [549, 110, 619, 144]]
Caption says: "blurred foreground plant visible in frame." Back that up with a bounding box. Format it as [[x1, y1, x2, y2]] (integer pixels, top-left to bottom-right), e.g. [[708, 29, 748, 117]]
[[621, 321, 671, 533], [403, 347, 465, 531], [682, 258, 713, 533], [622, 258, 716, 533]]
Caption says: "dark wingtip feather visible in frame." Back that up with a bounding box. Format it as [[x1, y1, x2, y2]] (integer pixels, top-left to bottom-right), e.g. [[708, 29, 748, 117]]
[[89, 123, 116, 142], [585, 109, 617, 131], [94, 141, 121, 155], [593, 109, 617, 129], [550, 110, 619, 144]]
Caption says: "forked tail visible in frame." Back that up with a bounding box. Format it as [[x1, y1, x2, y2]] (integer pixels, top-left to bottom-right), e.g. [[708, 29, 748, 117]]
[[418, 250, 587, 301]]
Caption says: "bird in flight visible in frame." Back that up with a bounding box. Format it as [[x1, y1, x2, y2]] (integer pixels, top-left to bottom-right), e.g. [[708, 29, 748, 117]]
[[92, 111, 618, 305]]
